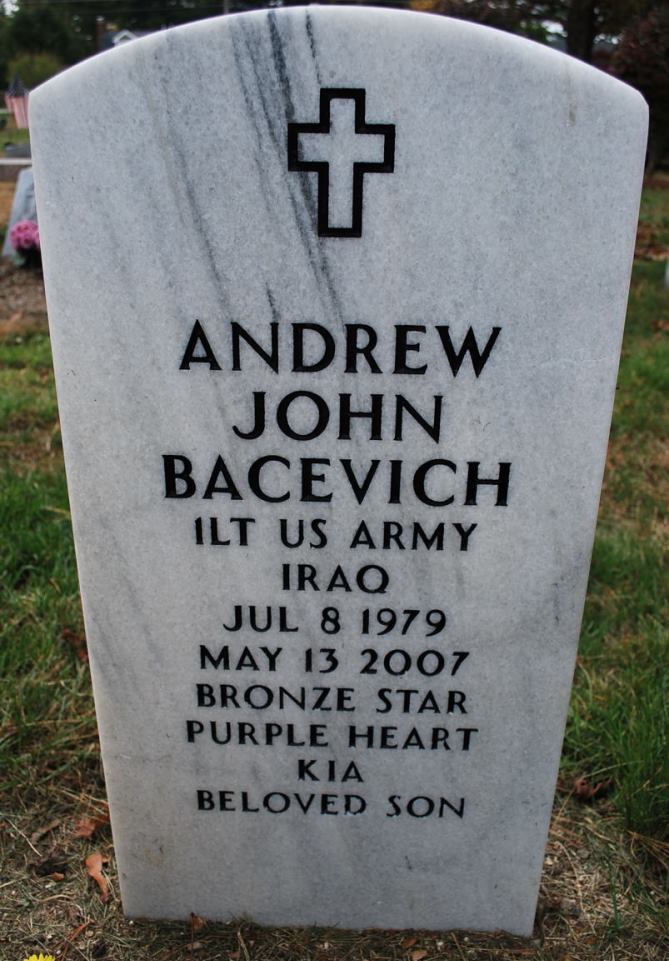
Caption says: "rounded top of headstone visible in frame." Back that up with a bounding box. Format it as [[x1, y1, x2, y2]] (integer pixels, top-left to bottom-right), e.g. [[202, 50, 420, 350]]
[[29, 6, 647, 122]]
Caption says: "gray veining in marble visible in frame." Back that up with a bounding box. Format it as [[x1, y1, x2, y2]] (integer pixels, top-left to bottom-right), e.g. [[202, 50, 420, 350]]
[[30, 8, 647, 936]]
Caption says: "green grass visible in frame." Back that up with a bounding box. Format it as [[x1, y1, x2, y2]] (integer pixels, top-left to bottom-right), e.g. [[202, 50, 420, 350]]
[[562, 254, 669, 842], [0, 330, 98, 794], [638, 188, 669, 248], [0, 471, 97, 791]]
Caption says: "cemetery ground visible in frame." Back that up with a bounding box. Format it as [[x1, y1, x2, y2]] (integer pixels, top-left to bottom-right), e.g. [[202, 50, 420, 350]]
[[0, 186, 667, 961]]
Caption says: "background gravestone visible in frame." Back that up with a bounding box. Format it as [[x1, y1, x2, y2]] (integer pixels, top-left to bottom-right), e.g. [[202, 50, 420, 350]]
[[30, 8, 647, 936], [2, 166, 36, 257]]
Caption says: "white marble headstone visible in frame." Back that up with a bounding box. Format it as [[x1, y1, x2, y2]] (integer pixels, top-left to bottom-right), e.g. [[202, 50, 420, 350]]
[[30, 8, 646, 936]]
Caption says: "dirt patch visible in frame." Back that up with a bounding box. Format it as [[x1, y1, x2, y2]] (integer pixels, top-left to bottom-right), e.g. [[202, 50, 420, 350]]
[[0, 260, 48, 332], [0, 422, 63, 475], [644, 172, 669, 189]]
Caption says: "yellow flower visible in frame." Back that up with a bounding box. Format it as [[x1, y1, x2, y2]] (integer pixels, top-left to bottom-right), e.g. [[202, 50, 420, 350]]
[[23, 954, 56, 961]]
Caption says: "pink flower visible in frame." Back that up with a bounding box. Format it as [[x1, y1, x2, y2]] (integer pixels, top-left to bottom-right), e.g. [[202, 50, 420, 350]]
[[10, 219, 40, 252]]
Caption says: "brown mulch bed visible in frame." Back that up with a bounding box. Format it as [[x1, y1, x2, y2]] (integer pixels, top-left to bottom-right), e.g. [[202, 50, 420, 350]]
[[0, 181, 16, 225]]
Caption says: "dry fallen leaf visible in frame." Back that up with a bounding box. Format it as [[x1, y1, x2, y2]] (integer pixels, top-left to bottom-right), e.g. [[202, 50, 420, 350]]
[[61, 628, 89, 663], [61, 920, 92, 951], [85, 851, 110, 901], [410, 950, 428, 961], [74, 817, 97, 838], [73, 810, 110, 839], [573, 776, 612, 803]]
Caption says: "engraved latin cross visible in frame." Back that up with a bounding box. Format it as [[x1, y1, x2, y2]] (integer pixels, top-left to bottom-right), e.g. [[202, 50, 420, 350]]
[[287, 88, 395, 238]]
